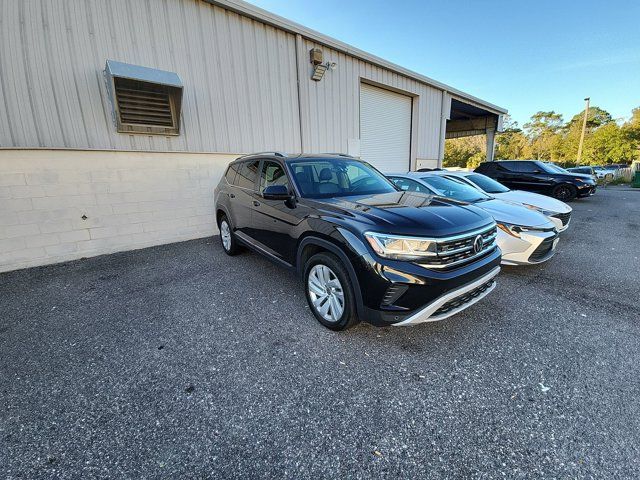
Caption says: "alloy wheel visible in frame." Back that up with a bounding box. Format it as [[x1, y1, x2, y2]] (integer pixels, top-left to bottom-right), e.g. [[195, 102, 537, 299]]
[[220, 220, 231, 251], [307, 264, 345, 322]]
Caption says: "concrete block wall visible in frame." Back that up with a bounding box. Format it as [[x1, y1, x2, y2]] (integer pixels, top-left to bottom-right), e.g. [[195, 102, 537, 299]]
[[0, 150, 237, 272]]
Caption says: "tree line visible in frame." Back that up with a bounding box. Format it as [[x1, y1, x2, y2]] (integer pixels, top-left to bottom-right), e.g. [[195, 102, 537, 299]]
[[444, 106, 640, 169]]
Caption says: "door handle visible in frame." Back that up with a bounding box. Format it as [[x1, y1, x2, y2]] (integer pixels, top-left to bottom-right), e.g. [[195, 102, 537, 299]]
[[229, 193, 235, 198], [253, 200, 261, 207]]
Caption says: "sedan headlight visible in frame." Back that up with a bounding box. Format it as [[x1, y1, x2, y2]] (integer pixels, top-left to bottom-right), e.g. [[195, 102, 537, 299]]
[[364, 232, 437, 260], [496, 222, 527, 238], [522, 203, 556, 217]]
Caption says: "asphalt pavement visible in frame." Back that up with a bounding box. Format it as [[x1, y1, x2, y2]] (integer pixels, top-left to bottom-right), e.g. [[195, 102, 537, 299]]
[[1, 186, 639, 479]]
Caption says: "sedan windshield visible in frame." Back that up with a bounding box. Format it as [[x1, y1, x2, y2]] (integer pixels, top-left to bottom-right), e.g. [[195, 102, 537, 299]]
[[420, 175, 490, 203], [288, 158, 397, 198], [464, 173, 510, 194]]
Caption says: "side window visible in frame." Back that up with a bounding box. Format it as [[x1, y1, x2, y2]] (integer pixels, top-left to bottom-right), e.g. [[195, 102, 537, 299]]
[[478, 162, 497, 174], [225, 164, 240, 185], [510, 161, 539, 173], [259, 161, 289, 193], [390, 177, 430, 193], [235, 161, 259, 189]]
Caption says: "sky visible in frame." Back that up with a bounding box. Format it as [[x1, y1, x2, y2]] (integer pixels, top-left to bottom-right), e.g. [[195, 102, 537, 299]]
[[247, 0, 640, 127]]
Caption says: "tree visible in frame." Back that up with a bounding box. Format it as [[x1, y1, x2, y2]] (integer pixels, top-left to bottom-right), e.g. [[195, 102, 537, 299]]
[[523, 112, 564, 160], [567, 106, 613, 130], [523, 111, 564, 138], [444, 135, 485, 168]]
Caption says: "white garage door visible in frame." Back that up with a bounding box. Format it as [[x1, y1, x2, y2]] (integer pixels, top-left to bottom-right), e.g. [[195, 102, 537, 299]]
[[360, 83, 412, 173]]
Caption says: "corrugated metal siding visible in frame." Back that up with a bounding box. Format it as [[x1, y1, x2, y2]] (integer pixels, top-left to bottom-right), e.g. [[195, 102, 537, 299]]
[[0, 0, 301, 153], [0, 0, 445, 159], [299, 39, 442, 161]]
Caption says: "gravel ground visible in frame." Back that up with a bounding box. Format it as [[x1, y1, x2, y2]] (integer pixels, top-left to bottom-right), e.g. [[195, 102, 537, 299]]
[[1, 187, 639, 479]]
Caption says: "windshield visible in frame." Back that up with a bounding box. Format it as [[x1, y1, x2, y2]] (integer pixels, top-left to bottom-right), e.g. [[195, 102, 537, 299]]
[[287, 158, 397, 198], [541, 162, 569, 174], [420, 175, 490, 203], [465, 173, 510, 193]]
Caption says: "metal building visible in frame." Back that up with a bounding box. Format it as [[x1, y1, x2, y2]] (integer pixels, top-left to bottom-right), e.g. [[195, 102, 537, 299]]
[[0, 0, 507, 272]]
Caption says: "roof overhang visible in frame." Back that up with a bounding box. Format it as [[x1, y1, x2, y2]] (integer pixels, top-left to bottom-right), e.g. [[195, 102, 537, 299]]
[[105, 60, 183, 88], [204, 0, 507, 116]]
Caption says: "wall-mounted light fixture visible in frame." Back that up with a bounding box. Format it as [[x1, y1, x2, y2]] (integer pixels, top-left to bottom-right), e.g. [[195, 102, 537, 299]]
[[311, 63, 328, 81], [309, 48, 337, 81]]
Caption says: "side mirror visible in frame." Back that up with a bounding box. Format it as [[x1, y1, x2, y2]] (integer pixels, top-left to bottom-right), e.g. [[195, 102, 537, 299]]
[[262, 184, 291, 200]]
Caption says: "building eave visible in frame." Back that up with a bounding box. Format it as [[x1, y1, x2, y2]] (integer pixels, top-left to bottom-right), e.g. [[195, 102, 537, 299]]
[[204, 0, 508, 116]]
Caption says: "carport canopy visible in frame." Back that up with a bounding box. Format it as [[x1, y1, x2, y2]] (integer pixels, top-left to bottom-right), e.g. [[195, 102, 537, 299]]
[[445, 98, 502, 162]]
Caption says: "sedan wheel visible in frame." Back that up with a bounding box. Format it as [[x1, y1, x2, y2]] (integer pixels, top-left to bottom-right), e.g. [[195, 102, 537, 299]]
[[307, 264, 345, 322]]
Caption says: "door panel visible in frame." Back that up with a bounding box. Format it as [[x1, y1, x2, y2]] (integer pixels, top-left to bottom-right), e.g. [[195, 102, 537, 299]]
[[250, 160, 301, 265]]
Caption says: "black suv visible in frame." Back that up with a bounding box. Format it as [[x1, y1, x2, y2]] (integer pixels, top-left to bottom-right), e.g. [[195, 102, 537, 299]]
[[214, 153, 501, 330], [475, 160, 596, 201]]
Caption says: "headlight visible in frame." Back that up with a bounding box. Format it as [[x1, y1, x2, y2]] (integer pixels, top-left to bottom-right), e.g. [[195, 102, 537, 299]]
[[574, 178, 585, 183], [496, 222, 526, 238], [364, 232, 437, 260], [522, 203, 556, 217]]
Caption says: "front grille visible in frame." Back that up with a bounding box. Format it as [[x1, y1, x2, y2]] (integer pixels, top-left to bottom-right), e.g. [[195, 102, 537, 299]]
[[529, 235, 558, 262], [433, 279, 495, 316], [419, 224, 497, 269], [552, 212, 571, 226]]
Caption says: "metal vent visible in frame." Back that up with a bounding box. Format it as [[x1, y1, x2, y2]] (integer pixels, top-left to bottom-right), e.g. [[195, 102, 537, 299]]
[[105, 60, 183, 136], [114, 78, 177, 132]]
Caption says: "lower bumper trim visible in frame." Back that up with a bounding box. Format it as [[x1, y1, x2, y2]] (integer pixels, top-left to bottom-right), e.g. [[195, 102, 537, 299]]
[[392, 266, 500, 326]]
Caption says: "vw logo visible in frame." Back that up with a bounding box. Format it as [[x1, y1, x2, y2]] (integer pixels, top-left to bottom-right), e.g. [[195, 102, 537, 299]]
[[473, 235, 484, 254]]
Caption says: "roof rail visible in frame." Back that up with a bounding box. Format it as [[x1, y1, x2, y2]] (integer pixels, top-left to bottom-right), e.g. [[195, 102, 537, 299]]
[[236, 151, 287, 160], [320, 152, 354, 157]]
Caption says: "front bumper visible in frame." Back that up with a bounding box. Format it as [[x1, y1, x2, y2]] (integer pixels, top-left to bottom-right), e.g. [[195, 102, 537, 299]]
[[498, 228, 559, 265], [577, 184, 597, 197], [392, 266, 500, 325], [353, 246, 502, 326]]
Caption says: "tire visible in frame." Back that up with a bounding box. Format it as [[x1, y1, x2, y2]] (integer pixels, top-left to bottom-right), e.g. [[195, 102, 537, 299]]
[[552, 184, 577, 201], [303, 252, 360, 331], [218, 214, 240, 256]]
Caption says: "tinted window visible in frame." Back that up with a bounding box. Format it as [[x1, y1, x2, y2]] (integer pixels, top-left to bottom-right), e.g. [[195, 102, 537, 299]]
[[288, 158, 396, 198], [389, 177, 433, 194], [235, 161, 259, 189], [259, 161, 289, 193], [225, 164, 240, 184], [464, 173, 510, 193], [476, 162, 497, 174], [420, 175, 490, 203], [508, 161, 540, 173], [542, 162, 569, 174]]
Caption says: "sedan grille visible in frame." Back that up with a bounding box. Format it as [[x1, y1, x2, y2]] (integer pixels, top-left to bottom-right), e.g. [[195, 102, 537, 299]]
[[552, 212, 571, 226], [419, 224, 497, 270]]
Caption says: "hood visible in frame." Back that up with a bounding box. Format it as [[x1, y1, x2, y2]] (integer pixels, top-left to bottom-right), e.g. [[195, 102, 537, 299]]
[[492, 191, 572, 214], [311, 191, 494, 237], [475, 199, 554, 227]]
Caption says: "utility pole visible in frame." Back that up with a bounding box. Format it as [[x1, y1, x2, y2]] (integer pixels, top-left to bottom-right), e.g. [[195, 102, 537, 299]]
[[576, 97, 590, 164]]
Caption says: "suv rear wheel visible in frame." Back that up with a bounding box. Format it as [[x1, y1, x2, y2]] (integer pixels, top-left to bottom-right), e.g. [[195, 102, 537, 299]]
[[552, 184, 577, 201], [219, 214, 240, 256], [304, 252, 359, 330]]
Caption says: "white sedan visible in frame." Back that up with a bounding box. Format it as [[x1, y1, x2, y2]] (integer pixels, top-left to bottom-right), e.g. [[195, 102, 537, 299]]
[[442, 171, 572, 233], [387, 172, 560, 266]]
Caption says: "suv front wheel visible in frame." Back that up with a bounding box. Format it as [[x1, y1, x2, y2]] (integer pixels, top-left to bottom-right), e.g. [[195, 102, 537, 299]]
[[219, 214, 240, 256], [304, 252, 359, 330]]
